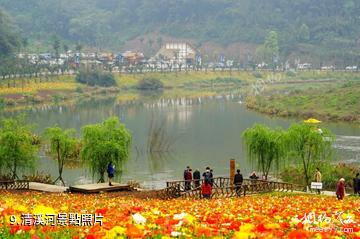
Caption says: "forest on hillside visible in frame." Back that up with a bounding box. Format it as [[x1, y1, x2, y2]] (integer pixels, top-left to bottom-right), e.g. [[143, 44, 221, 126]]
[[0, 0, 360, 64]]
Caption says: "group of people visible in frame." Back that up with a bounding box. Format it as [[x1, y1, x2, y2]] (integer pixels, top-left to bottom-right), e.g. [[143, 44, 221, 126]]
[[184, 166, 248, 198], [183, 166, 214, 190]]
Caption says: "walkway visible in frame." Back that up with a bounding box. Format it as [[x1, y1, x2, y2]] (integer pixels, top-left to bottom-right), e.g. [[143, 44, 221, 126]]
[[161, 177, 303, 199]]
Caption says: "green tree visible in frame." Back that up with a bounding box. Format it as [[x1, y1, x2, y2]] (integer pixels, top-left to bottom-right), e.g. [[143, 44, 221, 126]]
[[81, 117, 132, 183], [256, 31, 279, 69], [297, 24, 310, 42], [45, 126, 78, 186], [242, 124, 285, 180], [52, 35, 61, 60], [0, 115, 39, 179], [0, 9, 20, 58], [75, 42, 82, 53], [285, 123, 335, 189]]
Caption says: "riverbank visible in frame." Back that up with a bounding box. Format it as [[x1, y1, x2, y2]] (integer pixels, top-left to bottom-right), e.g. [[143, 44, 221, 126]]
[[1, 71, 360, 122], [1, 191, 359, 238], [246, 80, 360, 123]]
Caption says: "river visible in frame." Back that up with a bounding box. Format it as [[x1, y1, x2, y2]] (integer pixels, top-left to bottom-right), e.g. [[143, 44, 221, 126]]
[[3, 94, 360, 189]]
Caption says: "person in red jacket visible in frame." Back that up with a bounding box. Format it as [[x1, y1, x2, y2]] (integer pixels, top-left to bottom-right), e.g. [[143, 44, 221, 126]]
[[185, 168, 192, 191], [336, 178, 345, 200], [201, 180, 212, 199]]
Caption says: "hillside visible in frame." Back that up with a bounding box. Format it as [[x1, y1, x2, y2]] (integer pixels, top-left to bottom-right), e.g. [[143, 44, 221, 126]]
[[0, 0, 359, 64]]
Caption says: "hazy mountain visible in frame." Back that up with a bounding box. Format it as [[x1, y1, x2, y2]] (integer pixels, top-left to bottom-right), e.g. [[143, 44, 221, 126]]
[[0, 0, 359, 64]]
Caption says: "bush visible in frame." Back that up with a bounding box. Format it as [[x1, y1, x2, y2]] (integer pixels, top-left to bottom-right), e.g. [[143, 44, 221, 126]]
[[0, 98, 4, 110], [280, 162, 359, 190], [136, 78, 164, 90], [75, 69, 116, 87], [75, 86, 84, 93], [22, 171, 53, 184], [253, 71, 263, 78], [286, 70, 297, 77]]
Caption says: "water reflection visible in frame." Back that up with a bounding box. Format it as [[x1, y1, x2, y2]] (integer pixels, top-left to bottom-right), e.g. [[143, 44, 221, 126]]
[[2, 92, 360, 189]]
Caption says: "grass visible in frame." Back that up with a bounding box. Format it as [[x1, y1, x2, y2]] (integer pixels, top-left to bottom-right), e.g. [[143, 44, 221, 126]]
[[1, 71, 360, 122], [246, 80, 360, 123]]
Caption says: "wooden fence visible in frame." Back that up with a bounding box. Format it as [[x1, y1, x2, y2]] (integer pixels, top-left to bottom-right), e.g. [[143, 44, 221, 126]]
[[0, 180, 30, 190]]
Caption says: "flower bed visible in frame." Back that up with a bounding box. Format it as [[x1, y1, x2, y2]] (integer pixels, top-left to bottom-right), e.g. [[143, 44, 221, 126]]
[[0, 192, 359, 238]]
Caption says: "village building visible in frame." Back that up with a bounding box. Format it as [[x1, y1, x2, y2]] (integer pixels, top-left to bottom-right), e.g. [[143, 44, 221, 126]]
[[155, 42, 197, 65], [120, 51, 145, 65]]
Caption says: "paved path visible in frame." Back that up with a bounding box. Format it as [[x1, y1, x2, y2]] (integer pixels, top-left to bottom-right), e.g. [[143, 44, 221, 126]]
[[69, 182, 132, 193], [29, 182, 68, 193]]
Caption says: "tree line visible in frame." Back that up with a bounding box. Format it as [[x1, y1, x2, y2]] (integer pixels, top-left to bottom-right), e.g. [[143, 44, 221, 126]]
[[243, 123, 335, 190], [0, 115, 132, 186], [1, 0, 360, 64]]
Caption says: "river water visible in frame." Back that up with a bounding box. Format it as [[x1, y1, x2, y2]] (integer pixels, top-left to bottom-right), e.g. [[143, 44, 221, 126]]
[[4, 94, 360, 189]]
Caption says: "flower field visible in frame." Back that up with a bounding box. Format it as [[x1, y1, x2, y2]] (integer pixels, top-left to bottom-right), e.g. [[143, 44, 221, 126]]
[[0, 82, 77, 95], [0, 192, 359, 239]]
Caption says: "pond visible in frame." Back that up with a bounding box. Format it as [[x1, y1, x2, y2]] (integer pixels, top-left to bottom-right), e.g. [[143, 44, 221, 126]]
[[4, 94, 360, 189]]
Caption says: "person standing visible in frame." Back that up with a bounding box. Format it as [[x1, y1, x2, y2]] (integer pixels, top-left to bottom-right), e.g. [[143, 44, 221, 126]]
[[234, 169, 243, 196], [203, 167, 211, 183], [353, 173, 360, 195], [193, 169, 201, 188], [184, 166, 190, 181], [314, 168, 322, 194], [201, 180, 212, 199], [107, 161, 115, 186], [336, 178, 346, 200], [185, 168, 193, 191], [209, 169, 214, 186]]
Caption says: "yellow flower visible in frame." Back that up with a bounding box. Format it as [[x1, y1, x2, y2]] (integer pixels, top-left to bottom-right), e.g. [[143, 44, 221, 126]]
[[13, 204, 28, 213], [60, 206, 68, 211], [264, 223, 280, 229], [184, 214, 195, 224], [233, 231, 256, 239], [32, 204, 56, 221], [239, 223, 255, 232], [104, 226, 126, 239]]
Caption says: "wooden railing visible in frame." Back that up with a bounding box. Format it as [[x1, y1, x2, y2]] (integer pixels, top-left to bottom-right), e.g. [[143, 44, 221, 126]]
[[0, 180, 30, 190], [165, 177, 303, 199]]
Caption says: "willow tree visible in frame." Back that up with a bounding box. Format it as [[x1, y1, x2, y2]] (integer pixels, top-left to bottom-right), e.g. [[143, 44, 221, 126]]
[[242, 124, 285, 180], [81, 117, 132, 183], [0, 115, 38, 179], [45, 126, 78, 186], [286, 123, 335, 189]]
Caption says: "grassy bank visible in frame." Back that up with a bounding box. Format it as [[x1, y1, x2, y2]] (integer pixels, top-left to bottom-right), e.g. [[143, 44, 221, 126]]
[[246, 80, 360, 123], [1, 71, 360, 120]]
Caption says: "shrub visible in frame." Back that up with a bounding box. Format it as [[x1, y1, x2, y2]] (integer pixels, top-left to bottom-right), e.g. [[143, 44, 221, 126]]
[[286, 70, 297, 77], [22, 171, 53, 184], [280, 162, 359, 190], [0, 98, 4, 110], [253, 71, 263, 78], [136, 78, 164, 90], [75, 86, 84, 93], [76, 69, 116, 87]]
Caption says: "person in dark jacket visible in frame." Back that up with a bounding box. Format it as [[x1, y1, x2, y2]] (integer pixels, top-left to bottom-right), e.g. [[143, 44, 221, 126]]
[[203, 167, 211, 182], [201, 180, 212, 199], [209, 169, 214, 186], [336, 178, 345, 200], [234, 169, 243, 196], [249, 171, 259, 180], [107, 161, 115, 186], [193, 169, 201, 188], [185, 168, 192, 191], [183, 166, 190, 180], [353, 173, 360, 195]]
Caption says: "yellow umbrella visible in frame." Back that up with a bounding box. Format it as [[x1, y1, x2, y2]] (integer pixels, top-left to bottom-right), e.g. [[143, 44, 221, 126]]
[[304, 118, 321, 124]]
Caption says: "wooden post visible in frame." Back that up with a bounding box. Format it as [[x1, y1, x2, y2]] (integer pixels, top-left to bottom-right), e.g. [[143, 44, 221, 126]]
[[230, 159, 235, 186]]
